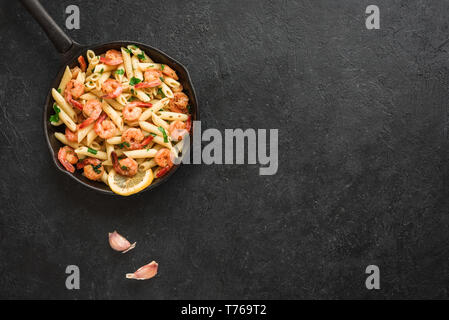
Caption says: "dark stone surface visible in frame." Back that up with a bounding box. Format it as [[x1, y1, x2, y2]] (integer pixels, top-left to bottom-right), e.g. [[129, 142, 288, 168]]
[[1, 0, 449, 299]]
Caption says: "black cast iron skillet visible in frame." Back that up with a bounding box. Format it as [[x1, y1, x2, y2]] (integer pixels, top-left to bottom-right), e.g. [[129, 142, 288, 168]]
[[20, 0, 198, 195]]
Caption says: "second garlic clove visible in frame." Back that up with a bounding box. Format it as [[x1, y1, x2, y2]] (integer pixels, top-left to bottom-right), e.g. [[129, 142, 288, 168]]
[[108, 231, 136, 253], [126, 261, 158, 280]]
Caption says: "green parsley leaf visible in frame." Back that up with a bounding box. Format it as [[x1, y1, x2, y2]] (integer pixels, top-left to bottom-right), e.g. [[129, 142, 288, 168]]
[[187, 105, 192, 114], [57, 88, 62, 94], [49, 104, 61, 123], [124, 48, 132, 54], [131, 45, 138, 50], [92, 163, 102, 174], [121, 165, 129, 171], [158, 126, 168, 143], [87, 147, 98, 155], [100, 68, 104, 74], [137, 53, 146, 61], [161, 64, 165, 70], [129, 77, 142, 86], [150, 133, 157, 137], [157, 88, 166, 98], [159, 77, 164, 82], [115, 69, 124, 75], [118, 142, 130, 149]]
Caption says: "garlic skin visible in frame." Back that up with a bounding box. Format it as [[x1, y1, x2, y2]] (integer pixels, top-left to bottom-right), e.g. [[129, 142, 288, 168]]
[[126, 261, 158, 280], [108, 231, 136, 253]]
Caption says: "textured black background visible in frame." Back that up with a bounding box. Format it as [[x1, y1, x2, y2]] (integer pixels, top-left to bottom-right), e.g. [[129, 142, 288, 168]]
[[1, 0, 449, 299]]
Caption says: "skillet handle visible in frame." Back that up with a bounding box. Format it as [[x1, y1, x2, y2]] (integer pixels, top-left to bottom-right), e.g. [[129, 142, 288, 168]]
[[20, 0, 74, 53]]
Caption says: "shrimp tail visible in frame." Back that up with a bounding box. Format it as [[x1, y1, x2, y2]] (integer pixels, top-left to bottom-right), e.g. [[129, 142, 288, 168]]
[[111, 151, 121, 172], [185, 115, 192, 132], [127, 101, 153, 108], [58, 148, 75, 173], [78, 55, 87, 72], [69, 98, 84, 111], [99, 57, 123, 66], [79, 117, 94, 129], [134, 80, 161, 89], [102, 86, 123, 99], [156, 165, 172, 178], [139, 135, 154, 148]]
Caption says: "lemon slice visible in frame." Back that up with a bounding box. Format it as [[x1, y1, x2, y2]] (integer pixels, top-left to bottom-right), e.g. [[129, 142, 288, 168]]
[[108, 169, 154, 196]]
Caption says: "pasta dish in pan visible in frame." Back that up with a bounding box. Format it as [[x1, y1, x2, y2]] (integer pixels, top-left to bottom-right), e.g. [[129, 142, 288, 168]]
[[50, 45, 191, 195]]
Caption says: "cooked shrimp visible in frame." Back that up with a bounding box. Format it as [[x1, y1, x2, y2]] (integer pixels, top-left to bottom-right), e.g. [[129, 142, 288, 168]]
[[155, 148, 173, 168], [168, 120, 189, 141], [161, 64, 178, 80], [168, 92, 189, 113], [100, 49, 123, 66], [78, 55, 87, 72], [71, 66, 81, 79], [79, 99, 102, 129], [122, 128, 154, 150], [172, 84, 183, 93], [57, 146, 78, 173], [94, 113, 116, 139], [64, 79, 84, 110], [135, 70, 162, 89], [154, 148, 174, 178], [79, 158, 104, 181], [111, 152, 138, 177], [102, 79, 123, 99], [122, 105, 142, 122], [65, 126, 78, 142]]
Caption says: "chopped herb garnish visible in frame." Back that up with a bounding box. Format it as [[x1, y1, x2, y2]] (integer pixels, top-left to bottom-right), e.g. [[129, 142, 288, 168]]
[[137, 53, 146, 61], [129, 77, 142, 86], [131, 45, 138, 50], [158, 126, 168, 143], [89, 81, 93, 85], [100, 68, 104, 74], [161, 64, 165, 70], [130, 88, 135, 95], [87, 147, 98, 155], [187, 105, 192, 114], [127, 96, 136, 102], [124, 48, 132, 54], [149, 65, 154, 68], [157, 88, 166, 98], [118, 142, 130, 149], [57, 88, 62, 94], [159, 77, 164, 82], [115, 69, 124, 75], [49, 104, 61, 122], [121, 165, 129, 171], [92, 163, 102, 174], [150, 133, 157, 137]]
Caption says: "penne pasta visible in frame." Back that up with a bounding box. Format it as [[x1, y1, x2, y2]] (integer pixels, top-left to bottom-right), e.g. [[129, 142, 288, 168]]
[[52, 88, 76, 121], [157, 111, 189, 121], [58, 66, 72, 93], [123, 149, 157, 159], [58, 107, 77, 131], [121, 47, 134, 79], [55, 132, 80, 149], [101, 101, 124, 131], [152, 112, 169, 130], [78, 123, 94, 143], [74, 147, 108, 160]]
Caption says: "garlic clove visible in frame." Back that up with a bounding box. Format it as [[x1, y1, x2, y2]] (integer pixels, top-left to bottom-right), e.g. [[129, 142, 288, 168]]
[[126, 261, 158, 280], [108, 231, 136, 253]]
